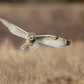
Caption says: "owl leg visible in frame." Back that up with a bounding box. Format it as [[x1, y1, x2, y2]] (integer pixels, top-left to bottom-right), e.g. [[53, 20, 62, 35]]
[[21, 40, 28, 49]]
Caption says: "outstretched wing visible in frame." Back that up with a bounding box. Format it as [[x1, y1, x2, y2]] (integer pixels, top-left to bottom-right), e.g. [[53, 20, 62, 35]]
[[36, 35, 71, 48], [0, 18, 28, 39]]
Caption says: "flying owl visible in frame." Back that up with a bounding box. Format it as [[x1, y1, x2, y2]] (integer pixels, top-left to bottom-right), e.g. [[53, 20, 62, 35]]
[[0, 18, 71, 51]]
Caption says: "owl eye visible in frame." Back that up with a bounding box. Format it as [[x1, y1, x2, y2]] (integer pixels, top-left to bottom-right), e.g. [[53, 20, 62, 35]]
[[30, 37, 32, 39]]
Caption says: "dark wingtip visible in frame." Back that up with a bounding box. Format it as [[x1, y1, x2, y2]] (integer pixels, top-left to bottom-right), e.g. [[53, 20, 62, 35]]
[[66, 40, 71, 46]]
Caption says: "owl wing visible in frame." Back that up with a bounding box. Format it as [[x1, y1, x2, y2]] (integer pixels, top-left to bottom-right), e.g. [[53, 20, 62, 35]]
[[36, 35, 71, 48], [0, 18, 28, 39]]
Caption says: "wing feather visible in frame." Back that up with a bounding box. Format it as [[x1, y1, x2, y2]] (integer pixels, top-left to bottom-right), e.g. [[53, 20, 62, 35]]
[[36, 35, 71, 48], [0, 18, 28, 39]]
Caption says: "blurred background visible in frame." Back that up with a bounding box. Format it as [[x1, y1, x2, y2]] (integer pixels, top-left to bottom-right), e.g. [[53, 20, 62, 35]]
[[0, 0, 84, 47], [0, 0, 84, 84]]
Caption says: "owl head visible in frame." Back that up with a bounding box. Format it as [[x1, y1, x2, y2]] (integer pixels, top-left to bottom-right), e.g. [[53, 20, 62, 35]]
[[28, 33, 37, 42]]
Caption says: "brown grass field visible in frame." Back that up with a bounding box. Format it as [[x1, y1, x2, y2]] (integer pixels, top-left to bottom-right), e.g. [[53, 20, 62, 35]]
[[0, 4, 84, 84], [0, 40, 84, 84]]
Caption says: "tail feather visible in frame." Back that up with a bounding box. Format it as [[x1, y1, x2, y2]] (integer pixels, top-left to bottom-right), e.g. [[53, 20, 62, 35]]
[[29, 41, 39, 51]]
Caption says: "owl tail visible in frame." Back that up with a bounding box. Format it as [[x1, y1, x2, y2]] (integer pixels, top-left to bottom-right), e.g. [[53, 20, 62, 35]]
[[29, 41, 39, 51]]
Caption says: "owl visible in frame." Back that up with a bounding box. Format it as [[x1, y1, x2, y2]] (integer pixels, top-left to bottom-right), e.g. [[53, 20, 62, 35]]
[[0, 18, 71, 51]]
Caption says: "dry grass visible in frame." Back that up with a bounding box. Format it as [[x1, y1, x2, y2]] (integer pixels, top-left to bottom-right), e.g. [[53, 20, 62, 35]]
[[0, 39, 84, 84]]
